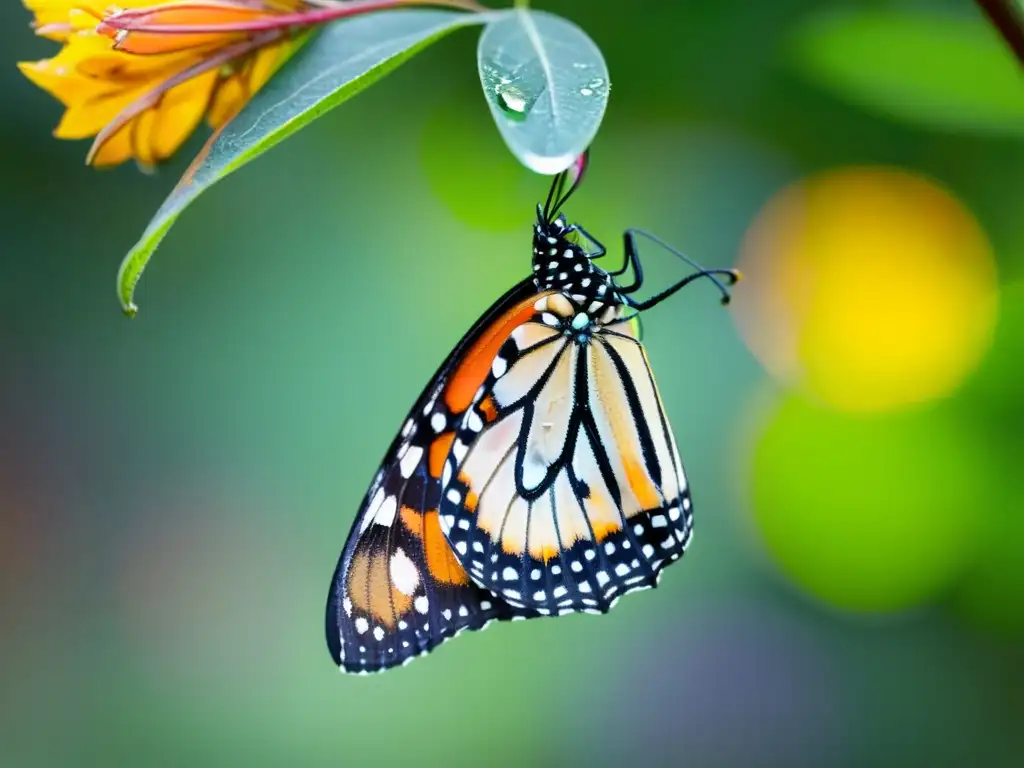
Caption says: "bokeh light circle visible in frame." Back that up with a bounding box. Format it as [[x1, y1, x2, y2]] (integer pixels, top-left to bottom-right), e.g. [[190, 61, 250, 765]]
[[965, 280, 1024, 417], [748, 394, 987, 613], [732, 166, 998, 413]]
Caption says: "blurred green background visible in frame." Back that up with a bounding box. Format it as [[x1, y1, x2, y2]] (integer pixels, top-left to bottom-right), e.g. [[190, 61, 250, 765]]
[[3, 0, 1024, 765]]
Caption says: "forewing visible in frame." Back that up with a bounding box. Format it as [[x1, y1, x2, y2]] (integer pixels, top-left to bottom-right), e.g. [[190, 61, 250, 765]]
[[438, 301, 693, 615], [325, 279, 548, 673]]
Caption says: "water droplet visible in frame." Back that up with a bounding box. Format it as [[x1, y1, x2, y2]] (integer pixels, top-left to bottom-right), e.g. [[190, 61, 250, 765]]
[[572, 62, 588, 69], [496, 82, 530, 119], [580, 87, 593, 96], [588, 77, 605, 88]]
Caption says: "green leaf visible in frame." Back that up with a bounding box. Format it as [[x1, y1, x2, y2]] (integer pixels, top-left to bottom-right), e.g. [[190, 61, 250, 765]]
[[477, 8, 610, 175], [789, 8, 1024, 136], [117, 9, 485, 317]]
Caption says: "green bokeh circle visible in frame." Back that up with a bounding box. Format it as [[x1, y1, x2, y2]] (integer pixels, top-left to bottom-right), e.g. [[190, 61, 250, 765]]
[[966, 281, 1024, 418], [750, 395, 987, 613]]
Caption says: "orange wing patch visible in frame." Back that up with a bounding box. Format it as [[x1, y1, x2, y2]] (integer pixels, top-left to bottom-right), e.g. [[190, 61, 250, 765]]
[[428, 432, 455, 479], [624, 456, 661, 511], [444, 292, 553, 413], [458, 472, 479, 513], [591, 520, 622, 542], [479, 396, 499, 423], [400, 506, 469, 586], [347, 550, 412, 629]]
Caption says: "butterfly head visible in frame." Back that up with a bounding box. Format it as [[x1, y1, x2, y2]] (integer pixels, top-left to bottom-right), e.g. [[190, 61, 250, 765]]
[[530, 151, 621, 304]]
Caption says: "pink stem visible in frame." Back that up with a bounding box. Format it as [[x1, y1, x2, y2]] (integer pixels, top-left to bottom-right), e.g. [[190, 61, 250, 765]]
[[103, 0, 484, 34]]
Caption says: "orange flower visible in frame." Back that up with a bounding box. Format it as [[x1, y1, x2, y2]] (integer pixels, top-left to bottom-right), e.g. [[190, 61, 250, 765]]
[[18, 1, 313, 168]]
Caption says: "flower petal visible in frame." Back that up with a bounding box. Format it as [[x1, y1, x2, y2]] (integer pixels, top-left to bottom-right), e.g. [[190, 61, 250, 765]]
[[150, 68, 219, 159], [90, 122, 135, 167]]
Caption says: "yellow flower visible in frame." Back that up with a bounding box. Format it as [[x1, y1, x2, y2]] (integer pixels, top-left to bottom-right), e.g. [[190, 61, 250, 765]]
[[18, 1, 311, 168]]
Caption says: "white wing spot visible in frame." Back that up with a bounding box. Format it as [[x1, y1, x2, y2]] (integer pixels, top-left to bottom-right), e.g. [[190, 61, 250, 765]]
[[414, 596, 429, 614], [399, 445, 423, 479], [452, 441, 469, 464], [642, 544, 655, 558], [604, 541, 616, 555], [389, 547, 420, 596], [502, 566, 518, 581], [492, 357, 507, 378], [596, 571, 610, 586], [342, 598, 353, 617], [430, 412, 446, 432], [355, 617, 369, 634], [615, 563, 630, 576], [376, 495, 398, 527], [373, 626, 385, 641], [553, 585, 567, 598], [362, 488, 385, 533], [651, 514, 668, 528]]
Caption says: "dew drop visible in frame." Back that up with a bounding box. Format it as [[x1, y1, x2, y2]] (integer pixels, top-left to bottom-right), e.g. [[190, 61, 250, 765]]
[[580, 87, 593, 96], [496, 82, 530, 118]]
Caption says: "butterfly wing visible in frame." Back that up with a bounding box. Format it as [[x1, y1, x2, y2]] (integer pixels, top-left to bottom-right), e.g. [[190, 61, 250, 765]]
[[437, 295, 693, 615], [325, 279, 551, 674]]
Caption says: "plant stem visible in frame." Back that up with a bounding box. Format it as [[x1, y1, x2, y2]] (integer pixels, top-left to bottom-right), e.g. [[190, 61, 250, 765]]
[[974, 0, 1024, 67], [104, 0, 487, 35]]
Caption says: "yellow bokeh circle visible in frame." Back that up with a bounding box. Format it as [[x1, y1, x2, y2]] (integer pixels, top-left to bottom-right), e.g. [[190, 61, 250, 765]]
[[732, 166, 998, 412]]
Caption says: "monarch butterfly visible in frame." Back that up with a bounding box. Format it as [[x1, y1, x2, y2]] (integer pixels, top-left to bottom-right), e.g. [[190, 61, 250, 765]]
[[325, 152, 739, 674]]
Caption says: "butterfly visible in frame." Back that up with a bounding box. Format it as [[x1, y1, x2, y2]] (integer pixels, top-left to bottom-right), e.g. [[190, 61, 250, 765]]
[[325, 152, 739, 674]]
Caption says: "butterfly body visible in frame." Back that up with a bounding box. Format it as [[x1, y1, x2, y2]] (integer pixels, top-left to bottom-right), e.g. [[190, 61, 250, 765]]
[[326, 154, 737, 674]]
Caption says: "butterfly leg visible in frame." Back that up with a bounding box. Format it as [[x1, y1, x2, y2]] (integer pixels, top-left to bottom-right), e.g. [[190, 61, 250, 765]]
[[567, 223, 607, 261]]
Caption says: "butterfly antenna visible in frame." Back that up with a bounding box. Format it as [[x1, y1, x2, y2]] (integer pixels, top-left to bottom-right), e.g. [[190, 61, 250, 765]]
[[630, 228, 741, 303], [543, 150, 590, 222]]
